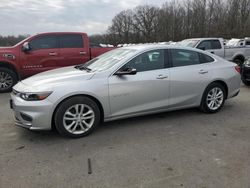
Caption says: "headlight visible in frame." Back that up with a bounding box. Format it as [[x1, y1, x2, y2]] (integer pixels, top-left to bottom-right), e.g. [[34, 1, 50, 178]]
[[19, 92, 52, 101], [244, 60, 250, 67]]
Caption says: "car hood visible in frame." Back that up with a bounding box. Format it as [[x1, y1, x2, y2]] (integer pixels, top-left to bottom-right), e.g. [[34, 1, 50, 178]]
[[0, 46, 15, 53], [14, 66, 95, 92]]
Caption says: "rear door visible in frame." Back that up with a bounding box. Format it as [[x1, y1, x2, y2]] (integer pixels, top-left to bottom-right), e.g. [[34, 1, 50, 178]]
[[20, 35, 60, 78], [197, 40, 224, 57], [169, 49, 214, 109], [58, 34, 90, 67], [108, 49, 170, 118]]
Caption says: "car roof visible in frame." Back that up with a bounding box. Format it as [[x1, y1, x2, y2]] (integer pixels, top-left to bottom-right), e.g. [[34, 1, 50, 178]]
[[120, 44, 221, 61], [183, 38, 222, 41], [121, 44, 202, 52]]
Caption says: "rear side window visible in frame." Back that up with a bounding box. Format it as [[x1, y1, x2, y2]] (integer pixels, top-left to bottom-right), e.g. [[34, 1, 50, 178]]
[[60, 34, 83, 48], [199, 53, 215, 63], [171, 49, 200, 67], [211, 40, 222, 49], [30, 35, 58, 50]]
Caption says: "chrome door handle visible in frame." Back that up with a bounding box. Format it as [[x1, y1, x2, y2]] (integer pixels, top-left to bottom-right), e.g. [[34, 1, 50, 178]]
[[156, 75, 168, 79], [49, 52, 57, 56], [199, 70, 208, 74], [79, 51, 87, 55]]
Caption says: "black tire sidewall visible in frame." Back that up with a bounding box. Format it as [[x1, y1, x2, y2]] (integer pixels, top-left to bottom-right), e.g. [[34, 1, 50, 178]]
[[54, 96, 100, 138], [200, 83, 226, 113], [0, 67, 17, 92], [233, 59, 243, 67]]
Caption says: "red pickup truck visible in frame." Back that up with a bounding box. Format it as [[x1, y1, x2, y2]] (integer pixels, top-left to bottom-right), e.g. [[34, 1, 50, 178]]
[[0, 32, 114, 92]]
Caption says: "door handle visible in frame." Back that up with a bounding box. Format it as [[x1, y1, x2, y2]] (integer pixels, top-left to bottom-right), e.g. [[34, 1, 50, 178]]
[[49, 52, 57, 56], [199, 70, 208, 74], [156, 75, 168, 79], [79, 51, 87, 55], [211, 51, 214, 54]]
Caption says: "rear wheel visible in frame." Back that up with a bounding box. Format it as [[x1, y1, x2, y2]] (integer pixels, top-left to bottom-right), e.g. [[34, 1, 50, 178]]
[[54, 96, 100, 138], [0, 67, 18, 93], [200, 82, 226, 113]]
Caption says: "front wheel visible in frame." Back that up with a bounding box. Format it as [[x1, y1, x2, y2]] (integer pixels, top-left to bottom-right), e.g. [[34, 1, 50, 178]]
[[54, 96, 101, 138], [0, 67, 18, 93], [200, 83, 226, 113]]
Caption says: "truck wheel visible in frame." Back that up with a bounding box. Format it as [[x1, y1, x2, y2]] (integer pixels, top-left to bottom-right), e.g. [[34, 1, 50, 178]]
[[54, 96, 101, 138], [0, 67, 18, 93], [242, 78, 250, 86]]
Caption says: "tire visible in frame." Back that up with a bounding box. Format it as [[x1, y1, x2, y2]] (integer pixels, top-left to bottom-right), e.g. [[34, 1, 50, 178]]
[[0, 67, 18, 93], [242, 78, 250, 86], [54, 96, 101, 138], [200, 82, 226, 113], [233, 58, 244, 67]]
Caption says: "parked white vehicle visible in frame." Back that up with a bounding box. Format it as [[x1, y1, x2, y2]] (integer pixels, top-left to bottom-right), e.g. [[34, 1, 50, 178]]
[[226, 38, 250, 47], [179, 38, 250, 66]]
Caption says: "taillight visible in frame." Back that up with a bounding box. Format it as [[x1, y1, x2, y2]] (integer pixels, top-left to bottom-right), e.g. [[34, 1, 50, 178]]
[[234, 66, 241, 74]]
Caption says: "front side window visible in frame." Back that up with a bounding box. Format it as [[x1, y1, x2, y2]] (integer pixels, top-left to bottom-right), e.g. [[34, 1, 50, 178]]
[[123, 50, 165, 72], [171, 49, 200, 67], [197, 41, 212, 50], [60, 34, 83, 48], [29, 35, 58, 50], [198, 40, 222, 50]]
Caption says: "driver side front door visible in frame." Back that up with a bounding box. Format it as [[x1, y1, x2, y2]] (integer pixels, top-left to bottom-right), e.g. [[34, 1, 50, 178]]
[[108, 49, 170, 118]]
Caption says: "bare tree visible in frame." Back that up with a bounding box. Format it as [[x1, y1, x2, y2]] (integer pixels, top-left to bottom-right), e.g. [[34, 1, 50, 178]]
[[88, 0, 250, 45]]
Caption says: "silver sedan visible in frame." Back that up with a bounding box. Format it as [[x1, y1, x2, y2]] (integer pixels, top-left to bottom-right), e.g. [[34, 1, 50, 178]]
[[10, 45, 241, 137]]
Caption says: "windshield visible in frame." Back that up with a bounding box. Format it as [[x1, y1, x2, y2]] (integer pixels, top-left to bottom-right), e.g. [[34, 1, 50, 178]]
[[226, 39, 241, 46], [83, 49, 137, 72], [14, 35, 32, 47], [179, 39, 200, 47]]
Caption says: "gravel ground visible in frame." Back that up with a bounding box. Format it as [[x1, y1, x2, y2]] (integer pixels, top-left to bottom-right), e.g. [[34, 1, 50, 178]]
[[0, 85, 250, 188]]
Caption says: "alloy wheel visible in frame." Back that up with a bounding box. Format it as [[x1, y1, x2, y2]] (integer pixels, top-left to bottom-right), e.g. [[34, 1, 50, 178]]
[[206, 87, 224, 111], [63, 104, 95, 135], [0, 71, 13, 90]]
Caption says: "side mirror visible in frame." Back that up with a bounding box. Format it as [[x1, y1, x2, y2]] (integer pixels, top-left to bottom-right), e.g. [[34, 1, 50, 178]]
[[115, 67, 137, 76], [197, 46, 206, 51], [22, 42, 31, 52]]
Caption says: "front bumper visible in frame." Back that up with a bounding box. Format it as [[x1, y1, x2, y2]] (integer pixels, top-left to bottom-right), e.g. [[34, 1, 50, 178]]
[[242, 64, 250, 81], [10, 93, 54, 131]]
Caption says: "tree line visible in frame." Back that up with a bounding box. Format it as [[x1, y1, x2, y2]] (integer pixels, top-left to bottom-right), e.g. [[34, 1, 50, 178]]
[[91, 0, 250, 45], [0, 35, 29, 46]]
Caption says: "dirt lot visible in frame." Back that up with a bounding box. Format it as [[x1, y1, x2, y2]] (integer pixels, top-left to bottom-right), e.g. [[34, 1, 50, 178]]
[[0, 85, 250, 188]]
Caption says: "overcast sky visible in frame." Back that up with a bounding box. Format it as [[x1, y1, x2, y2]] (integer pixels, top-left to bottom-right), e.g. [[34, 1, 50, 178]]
[[0, 0, 167, 36]]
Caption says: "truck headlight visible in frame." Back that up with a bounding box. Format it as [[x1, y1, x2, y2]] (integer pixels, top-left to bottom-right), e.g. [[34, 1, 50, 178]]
[[20, 92, 52, 101]]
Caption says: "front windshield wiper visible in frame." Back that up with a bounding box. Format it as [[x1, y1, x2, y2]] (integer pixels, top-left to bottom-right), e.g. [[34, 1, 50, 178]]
[[75, 65, 92, 72]]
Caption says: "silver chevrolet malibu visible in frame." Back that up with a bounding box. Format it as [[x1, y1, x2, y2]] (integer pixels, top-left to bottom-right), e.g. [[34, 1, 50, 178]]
[[10, 45, 241, 137]]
